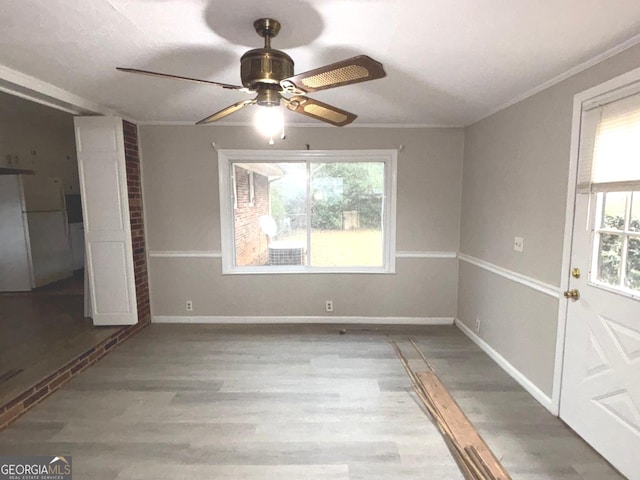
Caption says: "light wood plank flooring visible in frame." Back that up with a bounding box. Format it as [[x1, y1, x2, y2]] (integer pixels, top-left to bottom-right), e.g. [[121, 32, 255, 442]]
[[0, 324, 624, 480]]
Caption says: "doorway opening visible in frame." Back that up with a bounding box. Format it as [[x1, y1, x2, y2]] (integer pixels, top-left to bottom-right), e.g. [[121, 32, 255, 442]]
[[0, 91, 122, 408]]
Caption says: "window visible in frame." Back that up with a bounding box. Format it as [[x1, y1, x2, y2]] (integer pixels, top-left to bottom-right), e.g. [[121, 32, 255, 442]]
[[593, 191, 640, 294], [218, 150, 397, 274], [577, 80, 640, 296]]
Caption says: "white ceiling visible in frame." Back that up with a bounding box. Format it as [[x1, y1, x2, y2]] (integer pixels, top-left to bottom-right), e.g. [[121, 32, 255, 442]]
[[1, 0, 639, 126]]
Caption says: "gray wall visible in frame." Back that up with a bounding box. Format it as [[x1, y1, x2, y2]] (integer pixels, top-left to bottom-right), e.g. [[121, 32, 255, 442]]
[[140, 44, 639, 396], [141, 126, 464, 318], [458, 44, 640, 396]]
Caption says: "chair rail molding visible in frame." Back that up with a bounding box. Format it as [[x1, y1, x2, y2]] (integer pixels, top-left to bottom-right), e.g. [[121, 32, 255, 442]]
[[458, 254, 561, 298]]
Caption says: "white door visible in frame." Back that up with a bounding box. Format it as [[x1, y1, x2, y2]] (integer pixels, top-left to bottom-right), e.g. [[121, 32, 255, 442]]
[[561, 189, 640, 479], [74, 116, 138, 326]]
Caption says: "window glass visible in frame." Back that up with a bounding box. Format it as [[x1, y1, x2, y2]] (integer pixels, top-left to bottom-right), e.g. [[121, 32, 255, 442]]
[[630, 192, 640, 232], [626, 237, 640, 290], [597, 233, 623, 286], [233, 162, 307, 267], [601, 191, 626, 230], [593, 191, 640, 294], [309, 162, 384, 267]]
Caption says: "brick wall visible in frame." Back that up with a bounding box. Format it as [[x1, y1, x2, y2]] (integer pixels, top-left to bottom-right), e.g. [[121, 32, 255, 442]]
[[0, 119, 151, 431], [234, 166, 270, 266], [123, 120, 151, 326]]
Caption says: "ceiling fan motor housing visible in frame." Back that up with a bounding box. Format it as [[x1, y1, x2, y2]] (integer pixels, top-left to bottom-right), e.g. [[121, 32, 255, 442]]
[[240, 48, 294, 92]]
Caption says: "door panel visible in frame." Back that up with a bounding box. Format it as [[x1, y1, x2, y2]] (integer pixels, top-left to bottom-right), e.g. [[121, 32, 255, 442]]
[[89, 241, 131, 314], [81, 155, 126, 231], [561, 192, 640, 479], [74, 116, 137, 326]]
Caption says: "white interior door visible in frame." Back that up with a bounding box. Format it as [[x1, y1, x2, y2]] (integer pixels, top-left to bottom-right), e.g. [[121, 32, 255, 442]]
[[74, 116, 137, 326], [560, 191, 640, 479]]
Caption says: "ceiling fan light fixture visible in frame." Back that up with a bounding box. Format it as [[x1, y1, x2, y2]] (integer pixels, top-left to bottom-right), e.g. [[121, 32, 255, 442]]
[[254, 104, 284, 141]]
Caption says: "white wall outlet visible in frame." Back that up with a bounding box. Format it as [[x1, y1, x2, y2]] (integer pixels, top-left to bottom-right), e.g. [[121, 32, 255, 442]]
[[325, 300, 334, 313], [475, 317, 481, 333], [514, 236, 524, 253], [186, 300, 193, 312]]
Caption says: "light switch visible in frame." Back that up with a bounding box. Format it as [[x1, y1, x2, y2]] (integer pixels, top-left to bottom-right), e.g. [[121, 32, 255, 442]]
[[514, 236, 524, 253]]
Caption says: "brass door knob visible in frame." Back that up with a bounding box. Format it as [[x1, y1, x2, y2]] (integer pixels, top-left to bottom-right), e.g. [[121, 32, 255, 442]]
[[563, 289, 580, 301]]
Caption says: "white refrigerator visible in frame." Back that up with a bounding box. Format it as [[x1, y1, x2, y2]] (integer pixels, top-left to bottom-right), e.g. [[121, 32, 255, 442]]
[[0, 175, 73, 291]]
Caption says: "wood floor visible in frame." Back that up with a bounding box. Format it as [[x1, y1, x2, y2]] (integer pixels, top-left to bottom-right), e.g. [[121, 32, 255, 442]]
[[0, 324, 624, 480], [0, 273, 121, 406]]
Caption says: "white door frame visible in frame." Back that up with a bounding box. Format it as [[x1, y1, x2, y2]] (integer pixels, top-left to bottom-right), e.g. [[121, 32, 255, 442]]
[[553, 65, 640, 415]]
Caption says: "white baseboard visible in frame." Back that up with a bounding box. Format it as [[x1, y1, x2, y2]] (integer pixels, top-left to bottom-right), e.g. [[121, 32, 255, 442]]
[[454, 318, 554, 413], [152, 315, 455, 325]]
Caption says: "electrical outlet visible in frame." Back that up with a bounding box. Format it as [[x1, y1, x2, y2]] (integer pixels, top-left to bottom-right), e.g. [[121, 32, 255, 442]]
[[514, 236, 524, 253], [186, 300, 193, 312], [475, 317, 481, 333], [325, 300, 334, 313]]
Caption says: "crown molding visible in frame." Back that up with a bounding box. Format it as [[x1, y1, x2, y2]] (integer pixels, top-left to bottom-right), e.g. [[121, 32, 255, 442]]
[[469, 32, 640, 126]]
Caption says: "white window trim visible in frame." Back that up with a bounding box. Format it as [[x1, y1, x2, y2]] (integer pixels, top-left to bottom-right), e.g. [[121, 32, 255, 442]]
[[589, 191, 640, 300], [248, 171, 255, 207], [232, 167, 238, 209], [218, 149, 397, 275]]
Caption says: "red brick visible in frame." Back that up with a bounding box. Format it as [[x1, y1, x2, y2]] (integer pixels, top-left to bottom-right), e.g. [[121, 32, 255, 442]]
[[0, 403, 24, 428], [70, 358, 89, 375], [23, 386, 49, 408], [36, 371, 60, 390], [48, 371, 71, 391], [2, 387, 35, 411]]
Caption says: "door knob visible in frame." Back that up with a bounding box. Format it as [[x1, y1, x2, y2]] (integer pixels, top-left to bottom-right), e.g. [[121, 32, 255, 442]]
[[563, 289, 580, 301]]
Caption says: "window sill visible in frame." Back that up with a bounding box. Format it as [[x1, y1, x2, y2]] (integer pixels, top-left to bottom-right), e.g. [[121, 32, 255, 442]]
[[222, 265, 396, 275]]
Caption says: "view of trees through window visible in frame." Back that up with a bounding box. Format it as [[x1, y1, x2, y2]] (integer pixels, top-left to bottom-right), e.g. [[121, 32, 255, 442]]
[[267, 161, 385, 267], [595, 191, 640, 293], [231, 160, 386, 269]]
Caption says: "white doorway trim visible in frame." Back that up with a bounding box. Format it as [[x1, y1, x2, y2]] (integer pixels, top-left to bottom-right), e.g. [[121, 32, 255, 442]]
[[553, 65, 640, 415], [0, 64, 112, 116]]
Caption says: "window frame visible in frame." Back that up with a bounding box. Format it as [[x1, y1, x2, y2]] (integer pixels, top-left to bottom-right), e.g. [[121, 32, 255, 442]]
[[590, 190, 640, 300], [218, 149, 397, 275]]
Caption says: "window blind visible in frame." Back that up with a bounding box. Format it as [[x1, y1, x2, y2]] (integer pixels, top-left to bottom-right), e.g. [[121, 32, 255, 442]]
[[577, 84, 640, 193]]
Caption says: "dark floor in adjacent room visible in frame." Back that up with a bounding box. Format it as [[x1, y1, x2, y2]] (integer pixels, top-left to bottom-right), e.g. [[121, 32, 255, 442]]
[[0, 272, 120, 407]]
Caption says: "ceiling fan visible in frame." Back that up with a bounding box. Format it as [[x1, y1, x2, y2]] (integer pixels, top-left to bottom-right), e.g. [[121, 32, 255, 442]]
[[117, 18, 386, 128]]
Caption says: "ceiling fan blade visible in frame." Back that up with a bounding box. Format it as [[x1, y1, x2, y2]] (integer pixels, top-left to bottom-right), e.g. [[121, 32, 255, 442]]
[[280, 55, 385, 93], [285, 96, 356, 126], [196, 99, 257, 125], [116, 67, 249, 91]]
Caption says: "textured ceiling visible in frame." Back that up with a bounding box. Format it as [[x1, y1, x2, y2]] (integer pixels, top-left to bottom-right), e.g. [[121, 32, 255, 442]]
[[1, 0, 639, 126]]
